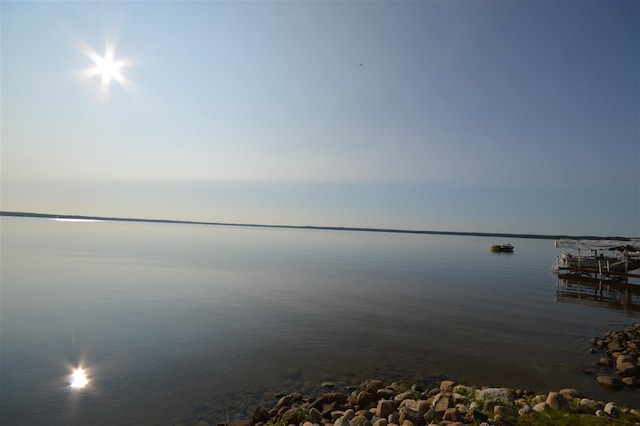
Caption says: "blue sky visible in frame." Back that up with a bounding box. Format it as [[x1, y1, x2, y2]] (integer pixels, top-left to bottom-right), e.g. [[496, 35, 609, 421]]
[[1, 1, 638, 237]]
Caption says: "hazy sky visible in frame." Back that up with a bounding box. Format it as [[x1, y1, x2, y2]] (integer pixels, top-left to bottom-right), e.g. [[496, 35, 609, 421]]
[[2, 1, 638, 237]]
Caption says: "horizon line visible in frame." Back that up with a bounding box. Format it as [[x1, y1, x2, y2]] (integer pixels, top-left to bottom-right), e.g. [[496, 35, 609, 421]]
[[0, 210, 634, 241]]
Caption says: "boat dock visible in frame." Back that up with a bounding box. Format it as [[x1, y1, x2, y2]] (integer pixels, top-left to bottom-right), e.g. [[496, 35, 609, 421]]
[[551, 239, 640, 285]]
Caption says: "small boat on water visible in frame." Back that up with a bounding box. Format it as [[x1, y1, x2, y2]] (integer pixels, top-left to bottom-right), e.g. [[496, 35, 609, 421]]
[[490, 244, 513, 252]]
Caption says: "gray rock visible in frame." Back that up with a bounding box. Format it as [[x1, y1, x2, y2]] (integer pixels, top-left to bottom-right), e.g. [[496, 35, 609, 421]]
[[442, 407, 462, 423], [364, 380, 384, 394], [309, 392, 349, 414], [466, 409, 488, 424], [577, 399, 603, 414], [415, 400, 430, 415], [432, 394, 453, 412], [482, 400, 498, 413], [532, 402, 549, 412], [452, 385, 473, 397], [334, 417, 350, 426], [439, 380, 456, 391], [423, 408, 435, 423], [276, 396, 293, 411], [349, 415, 371, 426], [252, 405, 270, 423], [356, 392, 374, 408], [617, 362, 638, 376], [376, 388, 396, 400], [344, 409, 356, 421], [616, 354, 635, 366], [493, 415, 514, 426], [598, 357, 613, 367], [325, 405, 341, 419], [398, 407, 423, 426], [604, 402, 619, 417], [309, 408, 323, 424], [399, 400, 417, 410], [596, 375, 624, 390], [332, 411, 346, 421], [393, 391, 415, 404], [518, 405, 534, 416], [376, 401, 396, 419], [494, 405, 518, 419], [545, 392, 569, 411], [452, 392, 469, 404], [558, 388, 581, 400], [477, 388, 515, 406], [280, 407, 303, 425], [607, 340, 623, 352], [359, 410, 373, 420]]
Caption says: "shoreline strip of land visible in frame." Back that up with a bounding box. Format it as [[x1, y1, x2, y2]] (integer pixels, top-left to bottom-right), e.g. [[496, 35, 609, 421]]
[[0, 210, 634, 241]]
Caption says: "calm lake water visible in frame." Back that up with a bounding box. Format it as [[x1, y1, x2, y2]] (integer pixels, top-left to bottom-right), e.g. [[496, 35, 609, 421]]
[[1, 217, 639, 425]]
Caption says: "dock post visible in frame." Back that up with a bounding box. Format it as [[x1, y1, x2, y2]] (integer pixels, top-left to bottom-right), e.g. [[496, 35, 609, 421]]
[[598, 261, 602, 280]]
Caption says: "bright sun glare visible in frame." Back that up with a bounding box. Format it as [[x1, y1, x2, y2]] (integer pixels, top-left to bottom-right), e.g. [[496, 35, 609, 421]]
[[70, 368, 89, 389], [77, 38, 134, 99], [93, 51, 124, 86]]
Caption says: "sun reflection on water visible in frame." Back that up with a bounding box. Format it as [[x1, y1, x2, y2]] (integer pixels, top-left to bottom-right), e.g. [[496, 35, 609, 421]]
[[69, 367, 89, 389]]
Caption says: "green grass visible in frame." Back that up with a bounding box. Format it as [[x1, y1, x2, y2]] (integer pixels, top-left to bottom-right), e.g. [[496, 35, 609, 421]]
[[516, 411, 637, 425]]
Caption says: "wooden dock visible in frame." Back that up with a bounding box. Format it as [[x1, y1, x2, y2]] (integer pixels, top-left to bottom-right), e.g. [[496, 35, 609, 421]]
[[556, 266, 640, 285]]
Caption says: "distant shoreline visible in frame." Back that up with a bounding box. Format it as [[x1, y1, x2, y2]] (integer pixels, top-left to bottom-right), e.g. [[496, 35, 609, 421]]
[[0, 210, 633, 241]]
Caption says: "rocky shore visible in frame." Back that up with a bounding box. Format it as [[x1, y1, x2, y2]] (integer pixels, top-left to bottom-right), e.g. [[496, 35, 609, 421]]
[[590, 323, 640, 391], [176, 324, 640, 426], [230, 377, 640, 426]]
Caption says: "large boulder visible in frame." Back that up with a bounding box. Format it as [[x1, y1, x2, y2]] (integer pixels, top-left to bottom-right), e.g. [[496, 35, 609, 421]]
[[545, 392, 570, 411], [399, 407, 424, 426], [477, 388, 515, 406], [617, 362, 638, 376], [393, 391, 415, 404], [596, 375, 624, 390], [280, 407, 303, 425], [494, 405, 518, 419], [439, 380, 456, 391], [252, 405, 270, 423], [356, 391, 374, 408], [442, 407, 463, 423], [432, 393, 454, 413], [375, 400, 396, 419], [363, 380, 384, 394]]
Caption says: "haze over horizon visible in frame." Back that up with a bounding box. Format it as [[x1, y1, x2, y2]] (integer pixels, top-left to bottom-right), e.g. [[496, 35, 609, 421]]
[[2, 1, 639, 237]]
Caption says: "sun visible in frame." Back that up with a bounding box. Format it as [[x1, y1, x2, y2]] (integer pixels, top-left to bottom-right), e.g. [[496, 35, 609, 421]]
[[76, 38, 135, 99], [93, 50, 125, 86]]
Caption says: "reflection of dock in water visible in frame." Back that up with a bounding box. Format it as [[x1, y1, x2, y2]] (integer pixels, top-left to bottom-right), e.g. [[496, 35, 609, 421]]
[[555, 278, 640, 313]]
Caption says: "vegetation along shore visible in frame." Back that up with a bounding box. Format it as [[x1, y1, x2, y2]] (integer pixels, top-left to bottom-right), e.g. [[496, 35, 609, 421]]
[[176, 325, 640, 426]]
